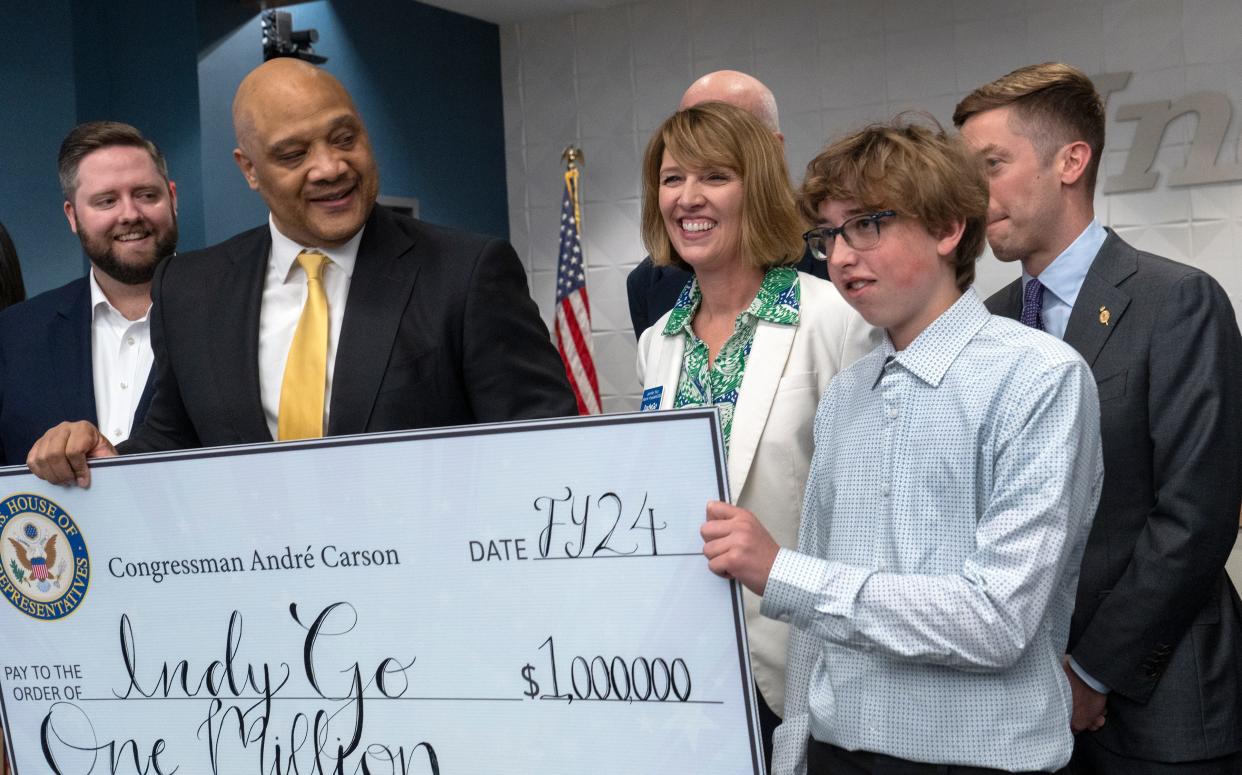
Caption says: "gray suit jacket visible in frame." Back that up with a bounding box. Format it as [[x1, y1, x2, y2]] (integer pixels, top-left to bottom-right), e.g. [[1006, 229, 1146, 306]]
[[987, 230, 1242, 763]]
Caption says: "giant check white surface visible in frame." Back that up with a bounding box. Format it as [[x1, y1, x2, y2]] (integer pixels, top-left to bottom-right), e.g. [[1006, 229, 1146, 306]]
[[0, 411, 764, 774]]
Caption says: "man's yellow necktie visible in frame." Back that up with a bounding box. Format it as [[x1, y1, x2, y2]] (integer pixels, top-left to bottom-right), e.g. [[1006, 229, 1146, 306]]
[[277, 250, 329, 440]]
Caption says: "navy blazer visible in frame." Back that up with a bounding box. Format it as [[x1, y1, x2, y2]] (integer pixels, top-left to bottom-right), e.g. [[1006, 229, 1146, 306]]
[[0, 276, 155, 465], [987, 231, 1242, 763]]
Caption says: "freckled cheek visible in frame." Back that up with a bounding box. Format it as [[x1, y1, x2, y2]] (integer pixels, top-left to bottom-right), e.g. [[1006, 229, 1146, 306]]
[[883, 261, 925, 292]]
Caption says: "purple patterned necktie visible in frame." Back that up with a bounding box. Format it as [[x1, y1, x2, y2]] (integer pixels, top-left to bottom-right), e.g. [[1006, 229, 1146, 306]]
[[1020, 277, 1045, 331]]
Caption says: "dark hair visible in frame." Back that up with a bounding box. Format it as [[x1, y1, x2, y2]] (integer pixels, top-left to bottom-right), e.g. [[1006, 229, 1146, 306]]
[[57, 121, 169, 201], [0, 222, 27, 311], [952, 62, 1106, 192], [799, 114, 989, 291]]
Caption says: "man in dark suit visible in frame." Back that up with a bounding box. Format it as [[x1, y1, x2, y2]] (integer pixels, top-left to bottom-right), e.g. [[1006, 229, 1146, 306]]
[[956, 63, 1242, 773], [0, 121, 175, 465], [626, 70, 827, 339], [28, 58, 574, 485]]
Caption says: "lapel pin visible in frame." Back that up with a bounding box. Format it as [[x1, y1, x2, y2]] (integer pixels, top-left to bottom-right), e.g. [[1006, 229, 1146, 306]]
[[1099, 306, 1110, 326]]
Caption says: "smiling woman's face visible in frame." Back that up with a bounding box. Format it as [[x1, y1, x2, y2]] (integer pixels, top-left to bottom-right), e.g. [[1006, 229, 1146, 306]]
[[657, 150, 745, 274]]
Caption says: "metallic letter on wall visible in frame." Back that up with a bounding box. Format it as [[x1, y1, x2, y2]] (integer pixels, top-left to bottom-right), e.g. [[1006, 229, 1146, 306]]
[[1105, 91, 1242, 194]]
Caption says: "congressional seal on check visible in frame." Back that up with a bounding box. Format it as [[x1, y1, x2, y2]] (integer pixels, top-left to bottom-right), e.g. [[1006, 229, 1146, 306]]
[[0, 410, 765, 774]]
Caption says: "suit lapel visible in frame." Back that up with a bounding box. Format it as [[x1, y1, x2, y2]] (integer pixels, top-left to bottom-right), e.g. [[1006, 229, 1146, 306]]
[[991, 279, 1023, 320], [727, 321, 795, 505], [133, 366, 156, 427], [328, 208, 421, 435], [53, 278, 98, 423], [651, 330, 684, 410], [209, 231, 272, 442], [1063, 232, 1135, 366]]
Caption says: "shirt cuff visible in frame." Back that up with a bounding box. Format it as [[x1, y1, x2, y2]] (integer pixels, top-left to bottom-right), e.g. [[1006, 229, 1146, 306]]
[[1068, 655, 1111, 694], [761, 548, 808, 623], [761, 547, 873, 638]]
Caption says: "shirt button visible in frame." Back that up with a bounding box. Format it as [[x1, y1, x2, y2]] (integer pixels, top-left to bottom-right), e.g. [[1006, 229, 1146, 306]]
[[126, 337, 135, 346], [886, 405, 898, 419], [120, 382, 128, 389], [881, 484, 890, 497], [113, 428, 122, 437]]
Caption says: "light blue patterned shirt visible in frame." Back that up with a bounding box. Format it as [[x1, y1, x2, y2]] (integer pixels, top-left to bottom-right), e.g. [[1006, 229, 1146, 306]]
[[762, 289, 1103, 773]]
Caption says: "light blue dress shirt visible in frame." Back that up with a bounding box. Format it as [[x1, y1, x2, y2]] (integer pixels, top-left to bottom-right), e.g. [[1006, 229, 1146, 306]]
[[1022, 219, 1107, 340], [762, 290, 1104, 773]]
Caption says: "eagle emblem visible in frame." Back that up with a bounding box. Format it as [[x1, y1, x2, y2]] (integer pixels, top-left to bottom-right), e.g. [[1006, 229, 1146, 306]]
[[0, 493, 91, 620], [9, 522, 62, 592]]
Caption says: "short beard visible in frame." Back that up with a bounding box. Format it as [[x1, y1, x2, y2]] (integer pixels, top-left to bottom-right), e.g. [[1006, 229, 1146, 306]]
[[78, 219, 178, 286]]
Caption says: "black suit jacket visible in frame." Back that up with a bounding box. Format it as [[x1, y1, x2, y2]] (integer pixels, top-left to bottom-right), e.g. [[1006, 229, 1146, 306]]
[[0, 276, 155, 464], [120, 206, 575, 453], [625, 248, 828, 340], [987, 231, 1242, 763]]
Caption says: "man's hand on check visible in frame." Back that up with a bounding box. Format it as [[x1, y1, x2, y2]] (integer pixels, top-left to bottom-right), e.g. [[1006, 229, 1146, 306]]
[[701, 501, 779, 596], [26, 421, 117, 487]]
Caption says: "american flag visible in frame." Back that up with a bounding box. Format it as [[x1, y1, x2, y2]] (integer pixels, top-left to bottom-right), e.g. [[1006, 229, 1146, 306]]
[[554, 167, 602, 415]]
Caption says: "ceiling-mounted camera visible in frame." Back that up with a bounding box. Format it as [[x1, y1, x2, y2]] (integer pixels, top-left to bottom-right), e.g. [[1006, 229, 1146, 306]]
[[261, 10, 327, 64]]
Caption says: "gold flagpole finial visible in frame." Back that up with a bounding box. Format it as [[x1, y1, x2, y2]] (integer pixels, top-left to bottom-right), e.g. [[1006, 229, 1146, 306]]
[[562, 145, 584, 170]]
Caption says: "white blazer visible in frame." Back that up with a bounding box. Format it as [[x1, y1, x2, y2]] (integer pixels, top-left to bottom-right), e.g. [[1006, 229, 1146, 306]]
[[636, 272, 880, 714]]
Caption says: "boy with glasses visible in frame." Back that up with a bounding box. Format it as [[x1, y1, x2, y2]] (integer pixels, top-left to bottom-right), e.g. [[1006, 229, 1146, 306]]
[[701, 117, 1104, 774]]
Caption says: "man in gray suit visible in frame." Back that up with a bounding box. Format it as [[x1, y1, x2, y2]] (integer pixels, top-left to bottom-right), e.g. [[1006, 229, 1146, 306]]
[[955, 62, 1242, 773]]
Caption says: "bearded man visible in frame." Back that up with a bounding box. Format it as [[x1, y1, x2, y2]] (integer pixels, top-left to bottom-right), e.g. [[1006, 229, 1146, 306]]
[[0, 121, 178, 463]]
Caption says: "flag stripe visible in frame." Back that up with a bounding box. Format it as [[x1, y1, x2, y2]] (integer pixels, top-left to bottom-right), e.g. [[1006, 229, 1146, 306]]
[[564, 291, 600, 391], [556, 302, 599, 414], [557, 297, 601, 414], [553, 166, 602, 416]]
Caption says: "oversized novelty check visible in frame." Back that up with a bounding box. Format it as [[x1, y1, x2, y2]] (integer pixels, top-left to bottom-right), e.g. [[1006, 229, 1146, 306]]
[[0, 411, 764, 774]]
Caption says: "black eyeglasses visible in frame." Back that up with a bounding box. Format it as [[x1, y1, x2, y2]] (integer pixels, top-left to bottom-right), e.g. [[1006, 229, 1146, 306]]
[[802, 210, 897, 260]]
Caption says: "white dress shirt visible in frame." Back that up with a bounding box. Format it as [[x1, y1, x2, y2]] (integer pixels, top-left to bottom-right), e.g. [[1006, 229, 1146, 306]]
[[89, 271, 153, 444], [763, 290, 1103, 773], [257, 217, 362, 439]]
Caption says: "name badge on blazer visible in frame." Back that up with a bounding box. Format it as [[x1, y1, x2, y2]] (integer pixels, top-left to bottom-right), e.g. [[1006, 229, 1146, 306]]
[[640, 386, 663, 412]]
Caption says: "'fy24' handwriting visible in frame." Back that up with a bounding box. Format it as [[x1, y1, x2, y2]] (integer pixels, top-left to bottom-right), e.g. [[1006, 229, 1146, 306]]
[[534, 488, 666, 559]]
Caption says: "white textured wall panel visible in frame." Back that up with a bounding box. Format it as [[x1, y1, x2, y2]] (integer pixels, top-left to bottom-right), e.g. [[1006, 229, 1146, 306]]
[[502, 0, 1242, 412]]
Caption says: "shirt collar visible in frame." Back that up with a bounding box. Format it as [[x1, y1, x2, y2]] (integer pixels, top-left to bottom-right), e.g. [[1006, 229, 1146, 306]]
[[661, 266, 801, 336], [874, 288, 990, 388], [663, 276, 700, 336], [1022, 218, 1106, 308], [748, 266, 801, 325], [267, 214, 363, 281], [88, 268, 150, 324]]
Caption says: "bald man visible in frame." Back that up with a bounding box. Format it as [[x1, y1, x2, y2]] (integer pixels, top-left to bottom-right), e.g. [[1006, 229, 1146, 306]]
[[625, 70, 827, 339], [28, 59, 575, 483]]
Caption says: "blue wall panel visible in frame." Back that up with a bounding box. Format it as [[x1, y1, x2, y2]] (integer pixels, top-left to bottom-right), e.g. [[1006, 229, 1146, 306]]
[[0, 2, 85, 296], [197, 0, 509, 243], [1, 0, 508, 297]]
